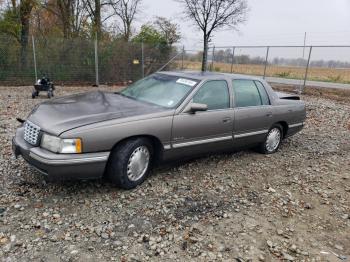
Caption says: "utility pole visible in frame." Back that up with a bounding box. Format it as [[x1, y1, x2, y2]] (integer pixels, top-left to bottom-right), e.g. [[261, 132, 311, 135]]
[[302, 32, 307, 58], [94, 33, 99, 87], [302, 46, 313, 93], [211, 46, 215, 71], [263, 46, 270, 79], [32, 36, 38, 82], [141, 42, 144, 78], [230, 47, 235, 73], [181, 45, 185, 70]]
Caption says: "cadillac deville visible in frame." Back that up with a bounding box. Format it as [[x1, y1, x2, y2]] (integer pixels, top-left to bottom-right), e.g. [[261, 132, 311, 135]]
[[12, 71, 306, 189]]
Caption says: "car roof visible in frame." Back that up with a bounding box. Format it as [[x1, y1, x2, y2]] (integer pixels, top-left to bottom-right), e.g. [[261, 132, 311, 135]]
[[158, 70, 262, 81]]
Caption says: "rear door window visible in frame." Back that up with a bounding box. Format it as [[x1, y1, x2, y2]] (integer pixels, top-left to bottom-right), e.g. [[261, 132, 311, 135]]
[[233, 80, 262, 107]]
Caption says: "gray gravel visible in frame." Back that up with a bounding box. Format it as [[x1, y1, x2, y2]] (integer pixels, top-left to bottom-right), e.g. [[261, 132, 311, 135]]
[[0, 86, 349, 261]]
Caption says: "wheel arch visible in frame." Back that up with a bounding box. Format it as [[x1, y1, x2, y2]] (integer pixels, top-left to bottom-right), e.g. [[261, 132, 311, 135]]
[[109, 134, 164, 166], [274, 121, 288, 138]]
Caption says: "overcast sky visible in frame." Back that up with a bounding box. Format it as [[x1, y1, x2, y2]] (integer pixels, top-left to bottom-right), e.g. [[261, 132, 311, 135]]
[[137, 0, 350, 60]]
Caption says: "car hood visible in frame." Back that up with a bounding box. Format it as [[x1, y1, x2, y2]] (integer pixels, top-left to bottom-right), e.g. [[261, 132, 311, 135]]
[[27, 91, 167, 136]]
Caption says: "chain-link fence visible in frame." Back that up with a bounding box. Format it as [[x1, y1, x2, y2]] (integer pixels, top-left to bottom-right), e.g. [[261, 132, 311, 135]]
[[0, 35, 178, 86], [1, 35, 350, 90], [170, 45, 350, 91], [0, 35, 35, 85]]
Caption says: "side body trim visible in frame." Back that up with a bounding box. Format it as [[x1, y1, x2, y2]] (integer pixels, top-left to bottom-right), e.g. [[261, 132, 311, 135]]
[[234, 130, 268, 138], [289, 122, 304, 128], [172, 136, 232, 149], [163, 144, 171, 150]]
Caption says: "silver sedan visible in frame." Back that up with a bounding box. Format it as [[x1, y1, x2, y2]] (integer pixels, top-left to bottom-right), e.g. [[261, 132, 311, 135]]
[[13, 71, 306, 189]]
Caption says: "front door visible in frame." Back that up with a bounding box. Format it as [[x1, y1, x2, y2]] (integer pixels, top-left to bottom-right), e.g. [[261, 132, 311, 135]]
[[171, 80, 234, 153], [232, 79, 274, 147]]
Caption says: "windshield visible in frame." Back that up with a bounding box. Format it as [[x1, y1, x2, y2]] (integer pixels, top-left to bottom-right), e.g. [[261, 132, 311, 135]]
[[120, 74, 198, 108]]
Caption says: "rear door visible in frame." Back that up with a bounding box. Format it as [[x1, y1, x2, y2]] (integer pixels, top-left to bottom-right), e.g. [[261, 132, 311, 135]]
[[232, 79, 274, 147], [171, 80, 234, 153]]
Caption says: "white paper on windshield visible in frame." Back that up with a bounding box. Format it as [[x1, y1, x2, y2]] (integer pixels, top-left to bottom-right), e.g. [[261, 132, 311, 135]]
[[176, 78, 197, 87]]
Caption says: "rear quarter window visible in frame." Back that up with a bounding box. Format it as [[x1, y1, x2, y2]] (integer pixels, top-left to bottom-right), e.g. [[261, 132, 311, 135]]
[[254, 81, 270, 105]]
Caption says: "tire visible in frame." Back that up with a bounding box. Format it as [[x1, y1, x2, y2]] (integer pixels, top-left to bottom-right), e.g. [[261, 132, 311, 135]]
[[258, 124, 283, 154], [106, 138, 154, 189]]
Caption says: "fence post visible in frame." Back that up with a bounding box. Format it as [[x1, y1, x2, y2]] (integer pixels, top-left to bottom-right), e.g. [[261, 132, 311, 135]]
[[263, 46, 270, 79], [181, 45, 185, 70], [94, 33, 99, 86], [32, 36, 38, 82], [230, 47, 235, 73], [141, 42, 144, 78], [302, 46, 313, 93], [211, 46, 215, 71]]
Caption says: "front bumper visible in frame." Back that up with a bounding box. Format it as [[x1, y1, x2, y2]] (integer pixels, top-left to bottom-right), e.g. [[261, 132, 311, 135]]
[[12, 126, 110, 180]]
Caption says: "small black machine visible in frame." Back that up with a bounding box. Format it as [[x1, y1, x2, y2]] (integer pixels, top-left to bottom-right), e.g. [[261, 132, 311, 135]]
[[32, 77, 55, 99]]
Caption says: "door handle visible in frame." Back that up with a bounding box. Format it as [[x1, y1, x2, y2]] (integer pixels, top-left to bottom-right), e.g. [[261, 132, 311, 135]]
[[266, 112, 273, 117], [222, 117, 232, 123]]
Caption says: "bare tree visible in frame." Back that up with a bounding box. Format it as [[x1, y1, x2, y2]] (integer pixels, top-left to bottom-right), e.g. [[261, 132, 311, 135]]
[[153, 16, 180, 47], [71, 0, 89, 35], [177, 0, 248, 71], [83, 0, 127, 38], [110, 0, 141, 41], [19, 0, 35, 67], [43, 0, 89, 38], [56, 0, 75, 38], [3, 0, 37, 66], [84, 0, 105, 38]]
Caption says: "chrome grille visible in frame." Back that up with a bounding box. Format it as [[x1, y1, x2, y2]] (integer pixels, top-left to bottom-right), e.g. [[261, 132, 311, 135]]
[[24, 121, 41, 145]]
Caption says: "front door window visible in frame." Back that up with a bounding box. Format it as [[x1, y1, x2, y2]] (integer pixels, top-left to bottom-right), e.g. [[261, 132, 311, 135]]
[[193, 80, 230, 110]]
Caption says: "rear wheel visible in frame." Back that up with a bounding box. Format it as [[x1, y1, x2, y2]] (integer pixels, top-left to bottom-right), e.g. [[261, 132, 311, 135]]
[[258, 124, 283, 154], [106, 138, 153, 189]]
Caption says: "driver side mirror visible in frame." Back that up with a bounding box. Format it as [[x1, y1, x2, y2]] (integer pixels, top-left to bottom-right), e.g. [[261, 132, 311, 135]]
[[184, 102, 208, 113]]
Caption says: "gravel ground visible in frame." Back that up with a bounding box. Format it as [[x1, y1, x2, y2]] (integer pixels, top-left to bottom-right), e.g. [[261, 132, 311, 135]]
[[0, 86, 349, 262]]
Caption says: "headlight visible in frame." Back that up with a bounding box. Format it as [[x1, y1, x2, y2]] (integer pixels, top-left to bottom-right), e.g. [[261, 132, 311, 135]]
[[41, 134, 82, 154], [41, 134, 61, 152]]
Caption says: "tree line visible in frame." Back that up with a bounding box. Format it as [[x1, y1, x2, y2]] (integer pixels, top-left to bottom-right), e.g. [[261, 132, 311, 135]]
[[0, 0, 251, 74], [0, 0, 181, 69]]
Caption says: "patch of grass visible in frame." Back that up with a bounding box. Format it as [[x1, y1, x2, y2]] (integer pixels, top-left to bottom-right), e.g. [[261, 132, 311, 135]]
[[214, 66, 221, 72], [275, 71, 291, 78], [327, 75, 342, 83]]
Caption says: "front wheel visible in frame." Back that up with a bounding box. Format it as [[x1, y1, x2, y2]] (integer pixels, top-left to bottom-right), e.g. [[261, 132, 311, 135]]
[[258, 124, 283, 154], [106, 138, 153, 189]]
